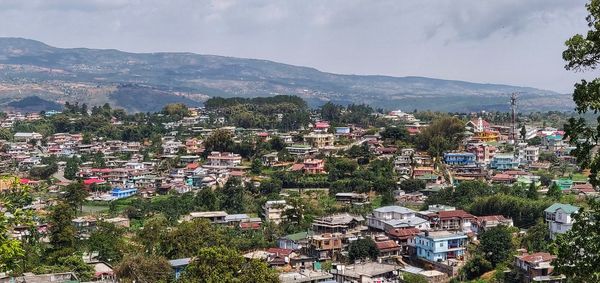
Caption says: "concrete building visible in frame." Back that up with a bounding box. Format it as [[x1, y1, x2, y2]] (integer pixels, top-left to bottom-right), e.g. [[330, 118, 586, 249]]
[[544, 203, 579, 240], [415, 231, 468, 262]]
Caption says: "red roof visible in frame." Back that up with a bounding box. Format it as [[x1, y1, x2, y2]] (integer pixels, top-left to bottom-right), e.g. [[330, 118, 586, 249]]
[[83, 178, 105, 185], [505, 170, 529, 176], [267, 248, 293, 256], [435, 210, 475, 220], [518, 252, 556, 264], [19, 178, 30, 184], [387, 227, 421, 238], [257, 132, 269, 137], [375, 240, 400, 251], [492, 174, 513, 181], [186, 163, 200, 170], [240, 222, 261, 230], [315, 121, 330, 129], [290, 163, 304, 171]]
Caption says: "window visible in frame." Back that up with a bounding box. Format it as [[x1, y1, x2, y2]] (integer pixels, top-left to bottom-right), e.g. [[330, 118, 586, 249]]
[[440, 243, 443, 247]]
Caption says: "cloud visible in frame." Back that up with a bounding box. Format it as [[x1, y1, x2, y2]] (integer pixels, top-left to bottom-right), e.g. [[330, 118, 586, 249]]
[[0, 0, 592, 93]]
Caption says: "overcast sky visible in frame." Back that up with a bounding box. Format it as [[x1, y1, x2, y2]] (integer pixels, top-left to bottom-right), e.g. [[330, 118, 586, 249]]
[[0, 0, 593, 93]]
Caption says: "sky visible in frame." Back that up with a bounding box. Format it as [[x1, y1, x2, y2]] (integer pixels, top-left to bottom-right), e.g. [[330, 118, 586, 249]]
[[0, 0, 593, 93]]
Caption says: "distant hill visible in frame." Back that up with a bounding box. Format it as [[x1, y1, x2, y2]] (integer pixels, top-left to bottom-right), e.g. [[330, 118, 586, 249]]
[[6, 96, 62, 113], [0, 37, 574, 112]]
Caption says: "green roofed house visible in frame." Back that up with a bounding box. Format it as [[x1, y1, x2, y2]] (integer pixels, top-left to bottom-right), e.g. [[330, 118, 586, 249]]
[[277, 231, 314, 250], [552, 179, 573, 191], [544, 203, 580, 240]]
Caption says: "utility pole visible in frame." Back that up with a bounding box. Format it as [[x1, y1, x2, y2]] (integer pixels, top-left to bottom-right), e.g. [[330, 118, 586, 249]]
[[510, 93, 518, 144]]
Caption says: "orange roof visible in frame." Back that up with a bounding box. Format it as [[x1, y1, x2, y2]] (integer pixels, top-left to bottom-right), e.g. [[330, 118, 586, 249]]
[[387, 227, 421, 238], [434, 210, 475, 220], [290, 164, 304, 171], [375, 240, 400, 251], [518, 252, 556, 264], [186, 163, 200, 170]]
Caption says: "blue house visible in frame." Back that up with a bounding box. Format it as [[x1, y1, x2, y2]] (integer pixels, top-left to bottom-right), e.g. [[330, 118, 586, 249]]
[[415, 231, 468, 262], [169, 258, 191, 280], [443, 153, 476, 166], [110, 187, 137, 199], [490, 154, 519, 170]]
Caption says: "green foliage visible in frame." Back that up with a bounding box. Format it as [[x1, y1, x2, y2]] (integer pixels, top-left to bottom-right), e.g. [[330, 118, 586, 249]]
[[251, 158, 262, 175], [381, 126, 408, 142], [63, 182, 89, 211], [88, 222, 126, 263], [33, 255, 94, 281], [417, 116, 465, 157], [562, 0, 600, 187], [203, 129, 235, 154], [348, 238, 379, 262], [219, 178, 246, 214], [460, 254, 493, 280], [469, 194, 552, 228], [64, 157, 79, 180], [546, 183, 563, 200], [180, 246, 279, 283], [479, 225, 514, 267], [402, 272, 429, 283], [47, 202, 77, 262], [162, 103, 190, 119], [114, 254, 172, 283], [521, 219, 550, 252], [400, 179, 426, 193], [526, 182, 539, 200], [553, 199, 599, 282], [426, 180, 492, 208]]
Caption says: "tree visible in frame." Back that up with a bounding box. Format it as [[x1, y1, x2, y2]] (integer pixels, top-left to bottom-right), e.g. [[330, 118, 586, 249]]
[[219, 178, 245, 214], [348, 238, 379, 262], [520, 125, 527, 141], [320, 102, 342, 122], [400, 179, 426, 193], [521, 219, 550, 252], [563, 0, 600, 187], [479, 225, 513, 267], [137, 214, 169, 255], [63, 182, 89, 212], [251, 158, 262, 175], [180, 246, 279, 283], [88, 221, 125, 263], [64, 157, 79, 180], [203, 129, 234, 154], [0, 177, 30, 271], [417, 117, 465, 157], [553, 199, 598, 282], [381, 126, 408, 142], [526, 182, 539, 200], [114, 254, 172, 283], [269, 136, 285, 151], [460, 254, 493, 280], [47, 202, 77, 261], [546, 183, 562, 200], [402, 272, 428, 283]]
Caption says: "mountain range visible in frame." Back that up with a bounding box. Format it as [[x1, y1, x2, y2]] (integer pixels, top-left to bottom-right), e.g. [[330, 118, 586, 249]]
[[0, 37, 574, 113]]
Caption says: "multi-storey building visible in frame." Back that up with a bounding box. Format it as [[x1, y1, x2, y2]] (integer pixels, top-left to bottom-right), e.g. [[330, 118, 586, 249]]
[[544, 203, 579, 240]]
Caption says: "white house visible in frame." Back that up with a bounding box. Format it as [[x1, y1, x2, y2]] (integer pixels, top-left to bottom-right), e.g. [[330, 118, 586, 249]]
[[367, 206, 429, 231], [544, 203, 579, 240]]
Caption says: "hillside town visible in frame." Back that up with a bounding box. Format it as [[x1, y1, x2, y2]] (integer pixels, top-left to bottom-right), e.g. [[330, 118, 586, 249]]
[[0, 96, 593, 283]]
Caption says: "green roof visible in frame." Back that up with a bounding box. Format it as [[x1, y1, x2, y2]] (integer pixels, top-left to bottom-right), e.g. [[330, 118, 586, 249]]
[[283, 231, 314, 241], [544, 203, 580, 214]]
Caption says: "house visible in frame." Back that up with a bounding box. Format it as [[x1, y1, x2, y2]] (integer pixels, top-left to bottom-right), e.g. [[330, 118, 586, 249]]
[[308, 233, 343, 260], [415, 231, 468, 262], [472, 215, 513, 234], [304, 132, 334, 148], [375, 239, 401, 260], [443, 152, 476, 166], [14, 132, 42, 142], [205, 152, 241, 168], [261, 152, 279, 166], [514, 252, 565, 283], [421, 210, 475, 232], [367, 206, 430, 231], [524, 146, 540, 163], [303, 159, 326, 174], [277, 231, 313, 250], [312, 213, 366, 234], [110, 187, 137, 199], [335, 193, 369, 205], [490, 154, 519, 170], [263, 200, 290, 224], [187, 211, 228, 224], [544, 203, 579, 240], [286, 144, 317, 156], [330, 262, 402, 283], [466, 143, 496, 164], [387, 227, 421, 254], [279, 270, 334, 283]]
